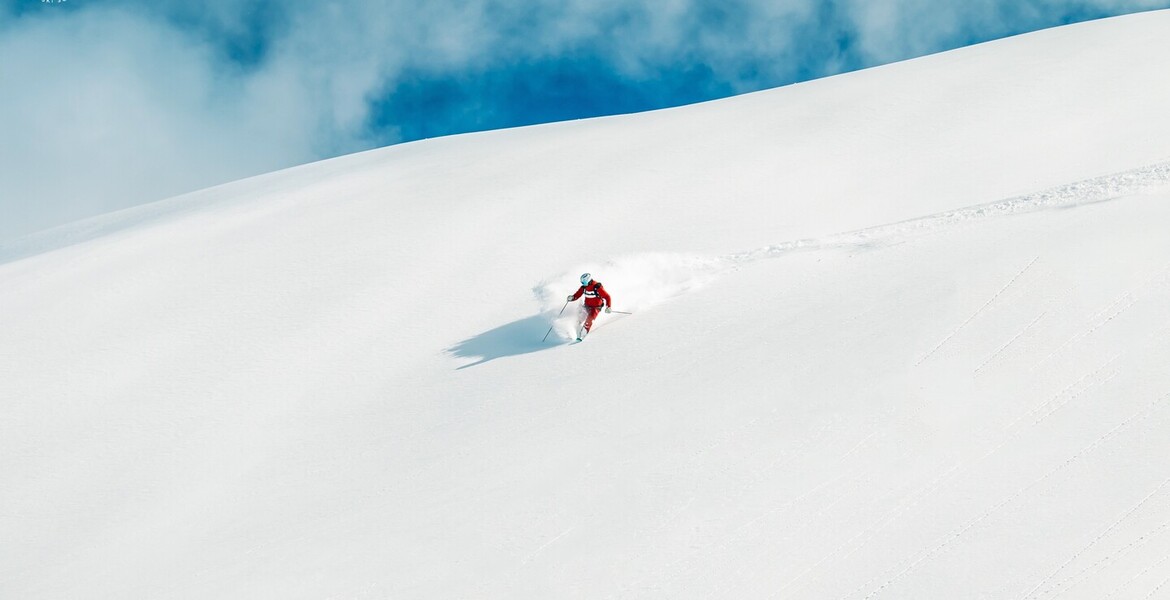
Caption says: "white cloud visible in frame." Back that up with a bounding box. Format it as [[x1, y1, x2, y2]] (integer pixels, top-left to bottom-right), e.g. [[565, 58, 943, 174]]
[[0, 7, 324, 240], [840, 0, 1167, 64]]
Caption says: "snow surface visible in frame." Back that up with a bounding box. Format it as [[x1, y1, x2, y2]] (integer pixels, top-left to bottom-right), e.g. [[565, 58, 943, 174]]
[[4, 10, 1170, 599]]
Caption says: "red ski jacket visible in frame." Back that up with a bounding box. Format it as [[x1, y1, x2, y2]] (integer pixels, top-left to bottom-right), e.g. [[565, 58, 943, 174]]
[[571, 281, 612, 308]]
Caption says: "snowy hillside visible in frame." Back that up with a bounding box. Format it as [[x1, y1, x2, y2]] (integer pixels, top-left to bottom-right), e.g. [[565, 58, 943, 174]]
[[4, 10, 1170, 599]]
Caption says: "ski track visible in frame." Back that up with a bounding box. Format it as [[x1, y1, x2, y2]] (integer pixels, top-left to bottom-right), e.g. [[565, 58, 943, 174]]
[[615, 415, 837, 596], [1032, 294, 1136, 370], [1032, 369, 1120, 428], [519, 526, 575, 566], [712, 480, 860, 600], [1019, 475, 1170, 599], [777, 357, 1116, 600], [646, 470, 852, 598], [853, 392, 1170, 600], [1143, 573, 1170, 600], [768, 398, 963, 599], [914, 255, 1040, 367], [974, 311, 1048, 376], [643, 420, 884, 598], [732, 160, 1170, 269], [1047, 517, 1170, 600], [533, 162, 1170, 352], [692, 348, 1132, 596], [544, 160, 1170, 340], [1007, 357, 1120, 432], [772, 460, 966, 600], [987, 509, 1170, 598], [1105, 551, 1170, 599], [1032, 260, 1170, 372]]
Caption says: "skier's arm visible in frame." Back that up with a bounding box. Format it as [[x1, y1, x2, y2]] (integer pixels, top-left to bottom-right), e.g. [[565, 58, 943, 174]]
[[599, 286, 612, 307], [569, 286, 585, 301]]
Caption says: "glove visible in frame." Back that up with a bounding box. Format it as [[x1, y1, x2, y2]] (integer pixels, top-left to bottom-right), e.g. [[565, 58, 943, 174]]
[[605, 306, 612, 314], [566, 294, 575, 302]]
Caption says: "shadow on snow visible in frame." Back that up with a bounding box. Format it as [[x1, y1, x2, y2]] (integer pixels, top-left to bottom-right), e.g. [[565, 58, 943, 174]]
[[448, 314, 565, 369]]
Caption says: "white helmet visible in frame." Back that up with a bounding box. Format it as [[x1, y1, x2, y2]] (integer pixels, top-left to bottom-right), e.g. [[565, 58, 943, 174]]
[[580, 273, 592, 285]]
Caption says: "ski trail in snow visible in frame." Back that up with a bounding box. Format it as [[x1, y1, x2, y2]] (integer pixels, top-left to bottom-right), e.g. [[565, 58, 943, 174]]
[[915, 255, 1039, 366], [1032, 260, 1170, 371], [509, 162, 1170, 361], [833, 356, 1116, 600], [729, 160, 1170, 266], [1105, 551, 1170, 599], [1033, 294, 1136, 370], [1019, 475, 1170, 599], [1142, 573, 1170, 600], [1048, 517, 1170, 599], [854, 392, 1170, 600], [974, 311, 1048, 376], [1001, 356, 1120, 433], [537, 161, 1170, 332], [520, 526, 575, 565]]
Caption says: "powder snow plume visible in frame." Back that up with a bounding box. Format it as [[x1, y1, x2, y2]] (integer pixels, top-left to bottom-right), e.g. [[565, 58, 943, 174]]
[[533, 252, 731, 340]]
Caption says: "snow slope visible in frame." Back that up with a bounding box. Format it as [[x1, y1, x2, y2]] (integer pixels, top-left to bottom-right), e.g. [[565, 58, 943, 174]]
[[3, 10, 1170, 599]]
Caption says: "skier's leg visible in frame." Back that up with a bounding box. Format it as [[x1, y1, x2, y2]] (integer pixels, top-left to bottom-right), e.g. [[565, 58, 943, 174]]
[[583, 307, 600, 332], [575, 306, 589, 340]]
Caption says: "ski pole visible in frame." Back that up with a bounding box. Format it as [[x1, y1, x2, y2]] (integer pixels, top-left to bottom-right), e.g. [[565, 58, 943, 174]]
[[610, 309, 633, 315], [541, 301, 569, 342]]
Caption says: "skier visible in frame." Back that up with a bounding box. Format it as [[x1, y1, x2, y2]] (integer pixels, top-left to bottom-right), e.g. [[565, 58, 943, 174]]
[[567, 272, 612, 341]]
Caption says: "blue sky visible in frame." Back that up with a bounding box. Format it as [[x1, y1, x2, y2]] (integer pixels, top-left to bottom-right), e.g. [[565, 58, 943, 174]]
[[1, 0, 1168, 240]]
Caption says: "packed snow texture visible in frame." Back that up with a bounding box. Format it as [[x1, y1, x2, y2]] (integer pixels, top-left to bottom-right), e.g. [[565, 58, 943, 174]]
[[4, 10, 1170, 600]]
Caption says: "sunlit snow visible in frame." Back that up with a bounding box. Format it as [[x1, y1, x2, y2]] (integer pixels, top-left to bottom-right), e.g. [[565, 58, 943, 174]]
[[3, 11, 1170, 600]]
